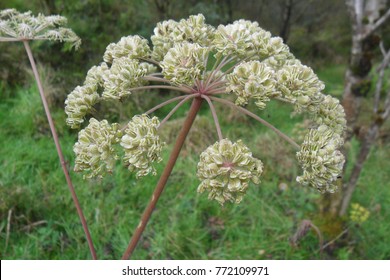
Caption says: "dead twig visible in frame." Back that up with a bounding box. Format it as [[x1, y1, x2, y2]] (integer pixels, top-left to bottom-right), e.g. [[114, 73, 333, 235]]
[[5, 209, 12, 253], [22, 220, 48, 232], [321, 228, 349, 251]]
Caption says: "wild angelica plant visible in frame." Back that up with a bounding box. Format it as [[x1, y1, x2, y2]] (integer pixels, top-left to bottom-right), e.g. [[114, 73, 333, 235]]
[[0, 8, 80, 46], [66, 14, 347, 259], [0, 9, 97, 259]]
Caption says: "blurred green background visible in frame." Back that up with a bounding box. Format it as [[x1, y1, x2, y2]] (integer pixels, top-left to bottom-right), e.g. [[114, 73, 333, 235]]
[[0, 0, 389, 259]]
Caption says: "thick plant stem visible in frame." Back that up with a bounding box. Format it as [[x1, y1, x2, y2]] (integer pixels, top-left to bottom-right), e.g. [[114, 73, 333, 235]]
[[122, 98, 203, 260], [23, 41, 97, 260]]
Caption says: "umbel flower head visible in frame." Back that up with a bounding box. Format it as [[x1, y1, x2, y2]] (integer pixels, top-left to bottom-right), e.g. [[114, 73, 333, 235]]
[[315, 95, 347, 136], [0, 8, 80, 48], [66, 14, 346, 205], [151, 14, 214, 61], [227, 60, 277, 109], [121, 115, 164, 178], [74, 118, 122, 179], [102, 57, 157, 100], [275, 62, 325, 113], [103, 35, 151, 64], [296, 125, 345, 193], [65, 84, 100, 129], [161, 42, 209, 86], [197, 139, 263, 205]]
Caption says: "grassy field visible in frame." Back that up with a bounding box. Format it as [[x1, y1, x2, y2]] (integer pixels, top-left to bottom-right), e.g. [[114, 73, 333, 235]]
[[0, 65, 389, 260]]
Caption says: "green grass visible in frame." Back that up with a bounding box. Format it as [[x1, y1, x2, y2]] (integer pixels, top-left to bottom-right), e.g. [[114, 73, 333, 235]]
[[0, 71, 389, 259], [317, 64, 346, 97]]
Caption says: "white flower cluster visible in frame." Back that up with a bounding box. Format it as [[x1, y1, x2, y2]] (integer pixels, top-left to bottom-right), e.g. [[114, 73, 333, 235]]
[[161, 42, 209, 86], [151, 14, 214, 61], [74, 118, 122, 179], [65, 84, 100, 129], [213, 19, 290, 61], [315, 95, 347, 136], [213, 20, 262, 58], [197, 139, 263, 205], [103, 35, 151, 64], [121, 115, 164, 178], [102, 58, 156, 100], [227, 61, 276, 109], [65, 63, 109, 129], [65, 14, 347, 199], [84, 63, 109, 86], [0, 8, 80, 48], [270, 64, 346, 193], [65, 36, 157, 127], [275, 63, 325, 113], [225, 55, 346, 194], [73, 114, 165, 179], [296, 125, 345, 193]]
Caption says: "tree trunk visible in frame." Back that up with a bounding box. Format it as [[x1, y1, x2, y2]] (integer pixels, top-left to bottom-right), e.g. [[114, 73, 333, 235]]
[[342, 0, 386, 137], [339, 124, 379, 215], [321, 0, 389, 217], [279, 0, 294, 42], [339, 45, 390, 216]]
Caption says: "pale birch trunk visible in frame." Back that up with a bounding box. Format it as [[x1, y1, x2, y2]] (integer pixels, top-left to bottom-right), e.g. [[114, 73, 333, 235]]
[[322, 0, 390, 216]]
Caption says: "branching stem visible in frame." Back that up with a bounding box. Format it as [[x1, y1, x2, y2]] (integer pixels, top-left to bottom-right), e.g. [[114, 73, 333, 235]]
[[145, 94, 194, 115], [216, 54, 257, 83], [210, 96, 300, 149], [130, 85, 192, 94], [204, 55, 227, 87], [202, 95, 223, 140], [204, 55, 236, 92], [207, 87, 227, 95], [159, 94, 199, 128]]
